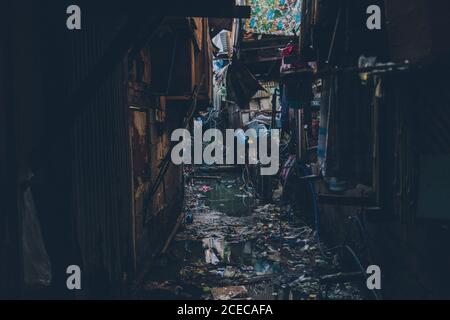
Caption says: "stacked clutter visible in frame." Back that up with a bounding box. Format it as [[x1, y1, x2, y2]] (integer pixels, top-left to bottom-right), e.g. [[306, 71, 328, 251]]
[[141, 169, 363, 300]]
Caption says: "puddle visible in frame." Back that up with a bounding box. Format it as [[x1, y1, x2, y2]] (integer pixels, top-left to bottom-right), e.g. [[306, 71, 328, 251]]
[[140, 168, 364, 300], [167, 238, 280, 275], [195, 175, 257, 217]]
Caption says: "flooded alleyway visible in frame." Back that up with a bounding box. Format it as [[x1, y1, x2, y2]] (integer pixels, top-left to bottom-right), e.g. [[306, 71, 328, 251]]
[[138, 167, 364, 300], [5, 0, 450, 303]]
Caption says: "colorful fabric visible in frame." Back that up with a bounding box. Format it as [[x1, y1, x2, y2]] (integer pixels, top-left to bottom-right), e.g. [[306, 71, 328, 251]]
[[246, 0, 301, 36]]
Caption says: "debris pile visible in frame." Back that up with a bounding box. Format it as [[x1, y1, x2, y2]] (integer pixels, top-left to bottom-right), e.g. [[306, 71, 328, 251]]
[[141, 173, 363, 300]]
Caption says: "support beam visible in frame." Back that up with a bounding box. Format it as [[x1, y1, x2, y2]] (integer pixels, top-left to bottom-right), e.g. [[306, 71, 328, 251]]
[[130, 0, 251, 18], [317, 194, 373, 207]]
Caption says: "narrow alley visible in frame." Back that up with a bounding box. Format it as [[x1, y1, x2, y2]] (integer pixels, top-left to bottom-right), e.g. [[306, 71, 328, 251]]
[[138, 166, 363, 300], [2, 0, 450, 303]]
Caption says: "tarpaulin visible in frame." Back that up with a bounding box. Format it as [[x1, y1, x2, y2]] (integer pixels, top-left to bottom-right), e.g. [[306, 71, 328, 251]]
[[245, 0, 302, 35], [225, 61, 266, 107]]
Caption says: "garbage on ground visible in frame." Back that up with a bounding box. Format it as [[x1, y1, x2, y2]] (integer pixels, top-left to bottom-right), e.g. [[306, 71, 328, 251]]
[[211, 286, 248, 300], [140, 168, 363, 300], [185, 211, 194, 224]]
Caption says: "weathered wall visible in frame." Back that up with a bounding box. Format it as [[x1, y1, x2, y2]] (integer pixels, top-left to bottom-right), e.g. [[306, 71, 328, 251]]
[[127, 17, 214, 275], [312, 71, 450, 299], [0, 0, 21, 298], [286, 0, 450, 299], [59, 4, 134, 297], [127, 94, 185, 275], [1, 1, 135, 297], [1, 3, 213, 298]]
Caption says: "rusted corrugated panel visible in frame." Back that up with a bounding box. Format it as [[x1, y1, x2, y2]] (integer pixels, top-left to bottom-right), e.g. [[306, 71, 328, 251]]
[[67, 13, 134, 295], [130, 109, 151, 263]]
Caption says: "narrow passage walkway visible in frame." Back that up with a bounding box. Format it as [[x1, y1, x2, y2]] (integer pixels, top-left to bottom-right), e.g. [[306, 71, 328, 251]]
[[139, 167, 363, 300]]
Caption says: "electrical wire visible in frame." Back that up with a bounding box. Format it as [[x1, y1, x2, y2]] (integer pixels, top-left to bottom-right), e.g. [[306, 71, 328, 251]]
[[294, 160, 381, 299], [297, 162, 332, 259], [344, 245, 381, 300]]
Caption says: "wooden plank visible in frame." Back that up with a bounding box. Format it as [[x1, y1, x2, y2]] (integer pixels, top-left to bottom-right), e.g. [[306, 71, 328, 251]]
[[317, 193, 373, 206], [190, 40, 197, 93], [191, 18, 203, 51], [161, 210, 185, 254], [166, 95, 191, 101], [320, 272, 364, 285], [243, 56, 282, 64], [190, 176, 222, 180], [167, 2, 251, 18]]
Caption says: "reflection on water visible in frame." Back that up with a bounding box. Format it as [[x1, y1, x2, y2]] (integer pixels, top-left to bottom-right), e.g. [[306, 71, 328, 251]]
[[182, 237, 280, 275], [147, 237, 281, 283], [197, 176, 257, 217], [142, 172, 280, 299]]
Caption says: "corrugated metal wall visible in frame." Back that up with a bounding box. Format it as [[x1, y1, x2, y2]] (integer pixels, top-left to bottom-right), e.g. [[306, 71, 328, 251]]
[[66, 12, 134, 295], [0, 0, 21, 298]]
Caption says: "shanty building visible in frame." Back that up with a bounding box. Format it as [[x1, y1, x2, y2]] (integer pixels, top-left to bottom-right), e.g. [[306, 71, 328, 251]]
[[0, 0, 249, 298], [280, 0, 450, 298], [2, 0, 450, 301]]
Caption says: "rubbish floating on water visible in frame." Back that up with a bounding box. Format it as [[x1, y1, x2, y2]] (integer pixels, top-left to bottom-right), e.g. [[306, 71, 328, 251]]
[[140, 168, 364, 300], [200, 185, 212, 193], [211, 286, 248, 300]]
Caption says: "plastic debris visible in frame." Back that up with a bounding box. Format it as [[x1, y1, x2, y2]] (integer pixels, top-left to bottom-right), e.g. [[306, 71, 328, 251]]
[[186, 211, 194, 224], [140, 168, 363, 300], [211, 286, 248, 300]]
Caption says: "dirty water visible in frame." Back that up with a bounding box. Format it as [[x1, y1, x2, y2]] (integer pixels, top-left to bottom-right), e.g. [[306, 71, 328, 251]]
[[139, 168, 364, 300], [199, 175, 257, 217]]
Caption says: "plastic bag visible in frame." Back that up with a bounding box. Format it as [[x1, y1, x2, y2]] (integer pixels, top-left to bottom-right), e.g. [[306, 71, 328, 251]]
[[21, 169, 52, 287]]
